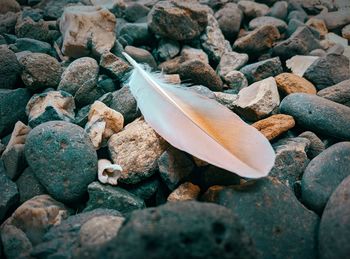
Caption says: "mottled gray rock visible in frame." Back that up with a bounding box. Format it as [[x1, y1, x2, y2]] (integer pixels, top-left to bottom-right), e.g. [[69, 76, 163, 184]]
[[216, 51, 248, 81], [299, 131, 325, 159], [124, 2, 150, 22], [301, 142, 350, 214], [317, 79, 350, 107], [214, 3, 243, 41], [100, 52, 131, 81], [249, 16, 287, 32], [95, 201, 257, 259], [280, 93, 350, 140], [0, 162, 18, 222], [0, 12, 18, 34], [11, 38, 51, 54], [155, 38, 180, 61], [268, 1, 288, 20], [238, 1, 269, 18], [0, 45, 22, 89], [118, 22, 153, 46], [25, 121, 98, 204], [15, 17, 52, 43], [315, 10, 350, 30], [221, 70, 248, 93]]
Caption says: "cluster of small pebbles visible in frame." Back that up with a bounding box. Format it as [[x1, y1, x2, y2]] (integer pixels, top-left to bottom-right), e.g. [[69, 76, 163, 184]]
[[0, 0, 350, 258]]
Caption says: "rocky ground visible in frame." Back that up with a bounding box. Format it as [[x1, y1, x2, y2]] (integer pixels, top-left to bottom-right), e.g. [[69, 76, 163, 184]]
[[0, 0, 350, 258]]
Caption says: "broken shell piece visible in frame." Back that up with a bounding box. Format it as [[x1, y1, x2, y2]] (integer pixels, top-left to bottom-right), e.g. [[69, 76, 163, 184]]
[[98, 159, 123, 185], [85, 101, 124, 149]]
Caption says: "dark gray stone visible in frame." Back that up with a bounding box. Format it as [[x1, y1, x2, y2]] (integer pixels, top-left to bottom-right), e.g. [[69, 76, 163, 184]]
[[299, 131, 325, 159], [0, 12, 18, 34], [0, 162, 18, 222], [84, 182, 145, 214], [198, 165, 240, 189], [155, 38, 180, 62], [249, 16, 288, 32], [118, 22, 154, 46], [214, 3, 243, 41], [280, 93, 350, 140], [0, 88, 31, 138], [15, 17, 52, 43], [35, 0, 81, 20], [303, 54, 350, 90], [121, 176, 160, 201], [25, 121, 97, 204], [11, 38, 51, 54], [95, 201, 257, 259], [124, 3, 150, 22], [301, 142, 350, 214], [240, 57, 283, 84], [287, 10, 307, 22], [15, 167, 47, 204], [317, 79, 350, 107], [211, 177, 319, 259], [319, 175, 350, 259], [1, 144, 26, 180], [268, 1, 288, 20], [0, 45, 22, 89], [31, 209, 122, 259]]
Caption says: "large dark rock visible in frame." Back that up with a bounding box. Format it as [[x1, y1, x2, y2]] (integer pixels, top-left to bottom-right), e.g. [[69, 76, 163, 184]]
[[25, 121, 98, 204], [0, 88, 31, 138], [0, 45, 22, 89], [0, 161, 18, 222], [303, 54, 350, 90], [11, 38, 51, 54], [317, 79, 350, 107], [301, 142, 350, 214], [95, 201, 257, 259], [209, 177, 319, 259], [280, 93, 350, 140], [319, 175, 350, 259]]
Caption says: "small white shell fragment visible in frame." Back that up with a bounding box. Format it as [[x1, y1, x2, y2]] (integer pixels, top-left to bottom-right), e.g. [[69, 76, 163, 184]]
[[286, 55, 319, 77], [98, 159, 123, 185]]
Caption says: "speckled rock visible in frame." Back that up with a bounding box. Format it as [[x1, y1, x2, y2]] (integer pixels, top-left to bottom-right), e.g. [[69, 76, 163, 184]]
[[234, 77, 280, 121], [216, 51, 248, 81], [155, 38, 180, 61], [148, 0, 208, 41], [84, 182, 145, 214], [167, 182, 200, 202], [319, 175, 350, 259], [100, 52, 131, 81], [275, 73, 317, 95], [108, 118, 168, 184], [299, 131, 325, 159], [25, 121, 98, 204], [252, 114, 295, 141], [58, 57, 99, 96], [0, 45, 22, 89], [19, 53, 62, 91], [317, 79, 350, 107], [280, 93, 350, 140], [95, 201, 257, 259], [59, 5, 116, 58], [249, 16, 287, 32], [0, 162, 18, 222], [222, 71, 248, 93], [301, 142, 350, 214], [214, 3, 243, 41], [15, 17, 52, 43]]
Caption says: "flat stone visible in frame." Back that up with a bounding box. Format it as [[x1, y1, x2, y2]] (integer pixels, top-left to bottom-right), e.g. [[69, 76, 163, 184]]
[[200, 13, 232, 63], [214, 3, 243, 41], [84, 182, 145, 213], [179, 59, 223, 91], [124, 46, 157, 68], [240, 57, 283, 84], [0, 88, 31, 138], [0, 162, 18, 222], [26, 90, 75, 128], [25, 121, 98, 204], [304, 54, 350, 90], [158, 146, 195, 190], [237, 0, 269, 18], [108, 118, 168, 184], [100, 52, 131, 81], [317, 79, 350, 107], [319, 175, 350, 259], [0, 45, 22, 89], [299, 131, 325, 159], [209, 177, 318, 259], [180, 45, 209, 64], [233, 25, 280, 54], [315, 10, 350, 30], [301, 142, 350, 214], [59, 5, 116, 58], [249, 16, 287, 32], [147, 0, 208, 41], [286, 55, 319, 77], [270, 137, 310, 188], [19, 53, 62, 92], [280, 93, 350, 140], [234, 77, 280, 121], [275, 73, 317, 95], [216, 51, 248, 81], [252, 114, 295, 141], [11, 38, 51, 54], [167, 182, 200, 202], [0, 0, 21, 14], [95, 201, 257, 259], [58, 57, 99, 96]]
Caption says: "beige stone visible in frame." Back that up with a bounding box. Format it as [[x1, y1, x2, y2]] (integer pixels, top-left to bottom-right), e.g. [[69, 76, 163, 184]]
[[342, 24, 350, 40], [275, 73, 316, 95], [167, 182, 201, 202], [252, 114, 295, 141], [59, 5, 116, 58]]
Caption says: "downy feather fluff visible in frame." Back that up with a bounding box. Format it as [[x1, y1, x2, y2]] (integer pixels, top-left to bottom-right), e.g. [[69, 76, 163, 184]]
[[122, 52, 275, 178]]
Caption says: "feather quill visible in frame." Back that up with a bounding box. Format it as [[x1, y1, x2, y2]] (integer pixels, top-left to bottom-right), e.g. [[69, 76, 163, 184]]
[[122, 52, 275, 178]]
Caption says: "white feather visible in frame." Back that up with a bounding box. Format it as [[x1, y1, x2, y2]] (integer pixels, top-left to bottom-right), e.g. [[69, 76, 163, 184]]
[[122, 52, 275, 178]]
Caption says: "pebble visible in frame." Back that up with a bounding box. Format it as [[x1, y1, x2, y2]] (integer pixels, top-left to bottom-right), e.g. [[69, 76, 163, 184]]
[[19, 53, 62, 91], [59, 6, 116, 58], [15, 17, 52, 43], [240, 57, 283, 83], [252, 114, 295, 141], [10, 37, 51, 54], [167, 182, 201, 202], [214, 3, 243, 41], [298, 131, 325, 159], [319, 175, 350, 259], [118, 22, 153, 46], [0, 0, 21, 14], [108, 118, 168, 185], [84, 182, 145, 213], [317, 79, 350, 107], [100, 52, 131, 81], [268, 1, 288, 20], [25, 90, 75, 128], [148, 0, 208, 41], [95, 201, 257, 259], [249, 16, 287, 33], [221, 70, 248, 93], [315, 10, 350, 30], [25, 121, 98, 203], [124, 2, 150, 22], [0, 162, 18, 222], [122, 176, 160, 201], [214, 92, 238, 111], [216, 51, 248, 80], [124, 46, 157, 68], [306, 18, 328, 38], [342, 24, 350, 40], [155, 38, 180, 61], [0, 12, 18, 34], [237, 0, 269, 19], [0, 45, 22, 89], [275, 73, 317, 95], [234, 77, 280, 121], [280, 93, 350, 140], [301, 142, 350, 214], [208, 177, 319, 259]]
